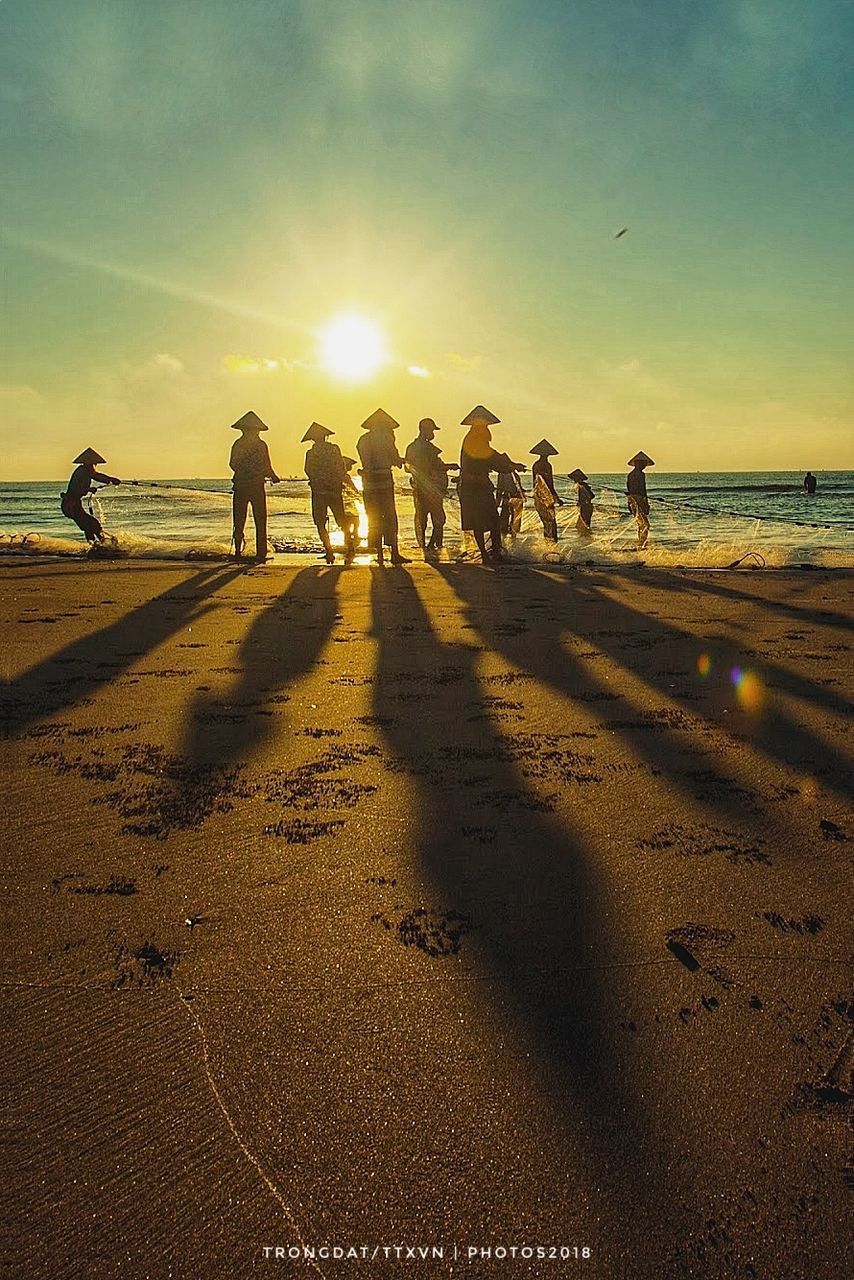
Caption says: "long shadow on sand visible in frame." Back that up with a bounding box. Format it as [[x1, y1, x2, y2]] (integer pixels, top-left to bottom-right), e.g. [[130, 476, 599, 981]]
[[369, 567, 680, 1252], [648, 567, 853, 635], [439, 565, 852, 808], [180, 565, 343, 770], [2, 565, 245, 735]]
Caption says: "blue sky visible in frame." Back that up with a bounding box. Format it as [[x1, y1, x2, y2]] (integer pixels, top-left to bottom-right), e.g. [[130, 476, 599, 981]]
[[2, 0, 852, 476]]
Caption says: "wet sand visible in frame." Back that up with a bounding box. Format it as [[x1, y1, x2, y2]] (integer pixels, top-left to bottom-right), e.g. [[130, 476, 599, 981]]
[[1, 560, 852, 1279]]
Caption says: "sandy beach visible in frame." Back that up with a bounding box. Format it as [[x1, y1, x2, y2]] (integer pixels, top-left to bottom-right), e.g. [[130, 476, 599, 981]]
[[2, 560, 851, 1279]]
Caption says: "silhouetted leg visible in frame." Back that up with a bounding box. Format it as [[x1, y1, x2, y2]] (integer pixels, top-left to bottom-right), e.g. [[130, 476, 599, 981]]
[[311, 491, 334, 561], [363, 488, 383, 563], [232, 490, 249, 558], [413, 490, 428, 550], [427, 499, 445, 552], [62, 496, 103, 542], [499, 499, 510, 536], [249, 487, 268, 559]]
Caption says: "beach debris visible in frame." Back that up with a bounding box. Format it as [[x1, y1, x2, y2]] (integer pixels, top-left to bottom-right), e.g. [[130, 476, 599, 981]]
[[263, 816, 345, 842], [613, 227, 628, 238], [372, 906, 474, 958], [759, 912, 824, 935], [820, 818, 848, 841], [184, 914, 205, 930], [114, 939, 179, 987], [70, 875, 137, 896]]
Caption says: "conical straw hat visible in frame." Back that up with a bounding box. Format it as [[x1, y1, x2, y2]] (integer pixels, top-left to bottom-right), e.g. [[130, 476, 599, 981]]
[[530, 438, 558, 456], [341, 456, 357, 469], [361, 408, 399, 431], [301, 421, 334, 443], [461, 405, 500, 426], [73, 447, 106, 465], [230, 410, 269, 432], [568, 468, 588, 482], [627, 451, 654, 467]]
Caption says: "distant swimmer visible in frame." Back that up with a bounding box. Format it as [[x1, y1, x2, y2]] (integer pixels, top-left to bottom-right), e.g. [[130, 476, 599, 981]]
[[614, 227, 628, 238], [803, 471, 817, 495], [626, 451, 654, 550], [303, 421, 355, 564], [403, 417, 459, 559], [569, 468, 595, 536], [229, 410, 280, 562], [530, 439, 564, 542], [61, 447, 122, 544]]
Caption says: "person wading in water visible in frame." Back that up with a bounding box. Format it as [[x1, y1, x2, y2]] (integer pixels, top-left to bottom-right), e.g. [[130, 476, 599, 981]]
[[626, 451, 654, 549], [569, 467, 595, 536], [60, 448, 122, 544], [530, 439, 564, 542]]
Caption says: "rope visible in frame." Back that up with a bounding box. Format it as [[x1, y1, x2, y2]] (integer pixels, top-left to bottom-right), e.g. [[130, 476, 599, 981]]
[[648, 495, 854, 532]]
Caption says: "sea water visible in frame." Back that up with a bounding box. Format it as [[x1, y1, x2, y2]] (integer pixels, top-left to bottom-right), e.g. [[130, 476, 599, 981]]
[[1, 473, 851, 569]]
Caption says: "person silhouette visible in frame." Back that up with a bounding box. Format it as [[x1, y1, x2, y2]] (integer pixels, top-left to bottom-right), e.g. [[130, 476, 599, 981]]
[[356, 408, 410, 567], [458, 406, 526, 564], [626, 451, 654, 549], [303, 421, 355, 564], [229, 410, 280, 561], [403, 417, 459, 559], [530, 439, 564, 541], [496, 465, 525, 537], [569, 468, 595, 536], [803, 471, 817, 495], [60, 447, 122, 544], [340, 456, 363, 558]]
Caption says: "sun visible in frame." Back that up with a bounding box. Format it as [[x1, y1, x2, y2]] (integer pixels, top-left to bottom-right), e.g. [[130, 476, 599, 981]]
[[319, 314, 387, 381]]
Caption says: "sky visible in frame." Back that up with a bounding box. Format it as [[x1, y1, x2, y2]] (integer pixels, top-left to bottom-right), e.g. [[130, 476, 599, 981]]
[[1, 0, 852, 478]]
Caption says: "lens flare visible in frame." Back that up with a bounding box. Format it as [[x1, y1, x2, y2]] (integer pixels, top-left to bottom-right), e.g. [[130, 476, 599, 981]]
[[731, 667, 764, 712], [697, 653, 712, 678]]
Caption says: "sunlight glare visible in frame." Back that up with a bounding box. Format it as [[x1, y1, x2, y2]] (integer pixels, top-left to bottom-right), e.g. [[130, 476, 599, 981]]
[[320, 314, 387, 381]]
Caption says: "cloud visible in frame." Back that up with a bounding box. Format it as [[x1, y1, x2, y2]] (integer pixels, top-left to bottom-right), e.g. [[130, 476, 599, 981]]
[[222, 354, 302, 375], [446, 352, 481, 372], [152, 353, 184, 374], [407, 365, 432, 378]]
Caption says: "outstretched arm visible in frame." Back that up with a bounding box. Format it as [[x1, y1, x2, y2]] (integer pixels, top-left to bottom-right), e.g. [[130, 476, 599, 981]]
[[92, 470, 121, 486], [263, 443, 280, 483]]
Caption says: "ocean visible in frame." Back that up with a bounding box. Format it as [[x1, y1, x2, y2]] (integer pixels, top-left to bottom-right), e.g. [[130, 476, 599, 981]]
[[1, 473, 851, 569]]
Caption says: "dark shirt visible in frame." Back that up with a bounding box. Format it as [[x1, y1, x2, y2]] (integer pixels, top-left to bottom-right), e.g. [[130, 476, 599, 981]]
[[532, 457, 560, 501], [305, 441, 346, 491], [459, 448, 511, 485], [230, 435, 276, 485], [627, 467, 648, 498], [357, 429, 402, 477], [404, 437, 448, 493], [66, 465, 116, 500]]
